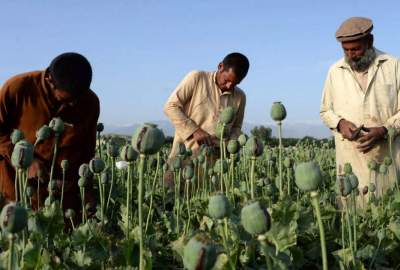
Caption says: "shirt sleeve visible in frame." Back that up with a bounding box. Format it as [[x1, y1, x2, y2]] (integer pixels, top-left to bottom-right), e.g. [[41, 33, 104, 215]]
[[320, 69, 343, 130], [0, 78, 18, 161], [384, 59, 400, 129], [163, 71, 200, 141], [231, 91, 246, 138]]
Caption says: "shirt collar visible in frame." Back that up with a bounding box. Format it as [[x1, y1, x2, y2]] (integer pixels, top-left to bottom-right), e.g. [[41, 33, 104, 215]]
[[338, 48, 389, 70]]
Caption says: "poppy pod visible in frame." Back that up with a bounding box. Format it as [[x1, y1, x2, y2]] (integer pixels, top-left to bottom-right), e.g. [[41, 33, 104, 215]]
[[208, 194, 231, 219], [11, 140, 34, 169], [49, 117, 64, 136], [368, 160, 378, 171], [65, 209, 76, 219], [219, 106, 235, 125], [343, 163, 353, 175], [78, 163, 93, 178], [338, 176, 352, 197], [78, 177, 88, 188], [241, 201, 271, 235], [35, 125, 52, 144], [172, 156, 183, 171], [384, 157, 392, 166], [0, 202, 28, 233], [379, 164, 388, 174], [131, 123, 165, 155], [184, 165, 194, 180], [214, 122, 230, 139], [10, 129, 24, 145], [294, 161, 322, 192], [96, 123, 104, 132], [120, 145, 138, 162], [61, 160, 69, 171], [227, 139, 240, 154], [348, 174, 359, 190], [270, 101, 287, 122], [89, 158, 106, 174], [107, 142, 119, 158], [213, 159, 228, 174], [183, 233, 217, 270], [238, 133, 247, 147], [244, 137, 264, 158], [369, 182, 376, 192]]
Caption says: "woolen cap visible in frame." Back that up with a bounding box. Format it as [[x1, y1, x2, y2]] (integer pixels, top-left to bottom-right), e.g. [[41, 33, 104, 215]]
[[335, 17, 373, 42]]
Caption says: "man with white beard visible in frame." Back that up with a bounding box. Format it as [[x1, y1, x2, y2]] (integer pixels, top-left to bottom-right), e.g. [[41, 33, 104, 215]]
[[320, 17, 400, 198]]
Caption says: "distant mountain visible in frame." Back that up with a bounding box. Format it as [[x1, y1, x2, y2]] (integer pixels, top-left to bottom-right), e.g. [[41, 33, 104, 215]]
[[104, 120, 333, 139]]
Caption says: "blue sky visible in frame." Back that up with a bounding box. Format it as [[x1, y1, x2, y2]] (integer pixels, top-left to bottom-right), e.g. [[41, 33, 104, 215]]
[[1, 0, 399, 127]]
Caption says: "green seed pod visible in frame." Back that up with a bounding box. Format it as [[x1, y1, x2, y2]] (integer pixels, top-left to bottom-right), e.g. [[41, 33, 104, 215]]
[[78, 163, 93, 178], [362, 186, 368, 195], [89, 158, 106, 174], [241, 201, 271, 235], [338, 176, 352, 197], [26, 186, 34, 198], [35, 125, 52, 145], [201, 145, 213, 157], [343, 163, 352, 175], [61, 160, 69, 171], [78, 177, 88, 188], [208, 168, 214, 177], [214, 122, 230, 139], [244, 137, 264, 158], [368, 160, 378, 171], [172, 156, 183, 171], [348, 174, 359, 190], [11, 140, 34, 169], [65, 209, 76, 219], [227, 139, 240, 154], [131, 123, 165, 155], [379, 164, 388, 174], [96, 123, 104, 132], [213, 159, 228, 174], [294, 161, 322, 192], [44, 194, 54, 207], [197, 154, 205, 164], [49, 117, 64, 136], [176, 143, 186, 156], [211, 175, 217, 184], [238, 134, 247, 146], [186, 149, 192, 158], [183, 233, 217, 270], [0, 202, 28, 233], [219, 106, 235, 125], [107, 142, 120, 158], [270, 101, 287, 122], [184, 165, 194, 180], [369, 182, 376, 192], [10, 129, 24, 145], [384, 157, 392, 166], [120, 144, 138, 162], [208, 194, 231, 219], [283, 157, 292, 168], [48, 181, 57, 192]]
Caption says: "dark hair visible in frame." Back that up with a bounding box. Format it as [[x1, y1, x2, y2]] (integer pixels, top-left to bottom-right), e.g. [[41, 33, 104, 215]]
[[222, 52, 250, 80], [49, 52, 92, 94]]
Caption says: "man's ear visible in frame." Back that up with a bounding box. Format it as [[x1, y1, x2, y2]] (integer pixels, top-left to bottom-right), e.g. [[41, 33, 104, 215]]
[[217, 62, 224, 72]]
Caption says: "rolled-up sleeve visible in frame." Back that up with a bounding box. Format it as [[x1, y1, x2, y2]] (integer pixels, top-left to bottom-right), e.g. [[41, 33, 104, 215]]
[[320, 70, 342, 130], [0, 79, 17, 161], [164, 71, 200, 141]]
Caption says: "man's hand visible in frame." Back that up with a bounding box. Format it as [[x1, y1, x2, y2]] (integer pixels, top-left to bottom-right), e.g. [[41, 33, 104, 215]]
[[356, 127, 387, 153], [192, 128, 213, 146], [338, 119, 359, 140], [28, 159, 49, 181]]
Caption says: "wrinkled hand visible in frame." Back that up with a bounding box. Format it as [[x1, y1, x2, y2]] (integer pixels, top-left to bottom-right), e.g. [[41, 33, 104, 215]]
[[192, 128, 213, 146], [356, 127, 387, 153], [28, 159, 49, 181], [338, 119, 359, 140]]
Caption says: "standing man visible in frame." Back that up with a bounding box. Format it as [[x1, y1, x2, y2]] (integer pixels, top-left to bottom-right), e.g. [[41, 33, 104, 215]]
[[0, 52, 100, 212], [164, 52, 249, 158], [320, 17, 400, 195]]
